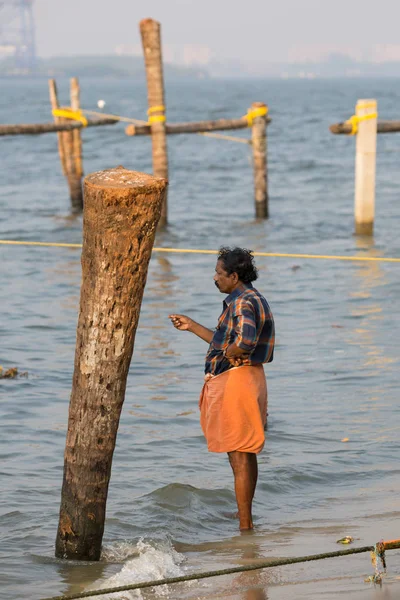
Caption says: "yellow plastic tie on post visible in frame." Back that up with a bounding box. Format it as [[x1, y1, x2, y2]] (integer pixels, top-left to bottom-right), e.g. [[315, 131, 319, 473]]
[[347, 115, 360, 136], [52, 108, 88, 127], [245, 106, 268, 127], [345, 112, 378, 136], [147, 105, 165, 114], [147, 105, 166, 124], [149, 115, 167, 124]]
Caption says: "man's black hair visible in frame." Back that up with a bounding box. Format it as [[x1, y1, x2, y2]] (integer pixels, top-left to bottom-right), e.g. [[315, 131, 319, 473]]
[[217, 247, 258, 283]]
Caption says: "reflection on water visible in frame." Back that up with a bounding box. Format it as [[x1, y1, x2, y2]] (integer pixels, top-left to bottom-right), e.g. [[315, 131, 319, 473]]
[[231, 538, 270, 600], [344, 238, 399, 444], [348, 237, 387, 367], [55, 560, 110, 600]]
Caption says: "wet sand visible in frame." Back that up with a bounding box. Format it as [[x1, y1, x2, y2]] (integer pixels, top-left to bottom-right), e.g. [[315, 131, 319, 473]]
[[173, 518, 400, 600]]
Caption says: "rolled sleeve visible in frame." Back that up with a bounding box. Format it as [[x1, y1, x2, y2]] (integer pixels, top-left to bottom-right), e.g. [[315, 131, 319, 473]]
[[233, 302, 257, 351]]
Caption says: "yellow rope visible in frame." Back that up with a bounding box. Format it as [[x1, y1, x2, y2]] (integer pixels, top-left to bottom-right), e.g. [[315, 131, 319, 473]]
[[52, 108, 88, 127], [148, 115, 166, 124], [346, 113, 378, 136], [147, 105, 166, 124], [0, 240, 82, 248], [147, 105, 165, 114], [0, 240, 399, 263], [244, 106, 268, 127], [154, 247, 400, 263]]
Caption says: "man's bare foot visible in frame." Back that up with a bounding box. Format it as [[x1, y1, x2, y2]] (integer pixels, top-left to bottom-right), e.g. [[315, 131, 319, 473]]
[[239, 519, 254, 531], [240, 524, 254, 532]]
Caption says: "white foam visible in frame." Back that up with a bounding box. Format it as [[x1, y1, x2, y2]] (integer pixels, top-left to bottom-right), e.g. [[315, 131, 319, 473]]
[[101, 542, 140, 563], [88, 539, 187, 599]]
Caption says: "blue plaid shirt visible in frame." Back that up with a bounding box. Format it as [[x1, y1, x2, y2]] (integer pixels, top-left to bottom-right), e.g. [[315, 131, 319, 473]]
[[205, 283, 275, 376]]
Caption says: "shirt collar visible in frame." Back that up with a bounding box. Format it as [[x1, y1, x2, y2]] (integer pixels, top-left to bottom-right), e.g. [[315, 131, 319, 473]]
[[224, 282, 253, 307]]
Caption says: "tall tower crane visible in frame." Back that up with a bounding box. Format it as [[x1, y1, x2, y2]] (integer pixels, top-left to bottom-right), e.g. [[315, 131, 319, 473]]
[[0, 0, 36, 71]]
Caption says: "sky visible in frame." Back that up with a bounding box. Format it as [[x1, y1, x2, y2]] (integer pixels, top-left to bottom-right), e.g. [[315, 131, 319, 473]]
[[33, 0, 400, 64]]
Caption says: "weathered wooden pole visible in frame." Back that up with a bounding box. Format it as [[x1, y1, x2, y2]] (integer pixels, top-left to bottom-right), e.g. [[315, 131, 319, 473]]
[[0, 118, 117, 136], [125, 114, 271, 136], [55, 166, 167, 560], [140, 18, 169, 227], [354, 99, 378, 235], [60, 78, 84, 212], [330, 120, 400, 135], [250, 102, 268, 219], [70, 77, 84, 183], [49, 79, 67, 176], [49, 78, 84, 212]]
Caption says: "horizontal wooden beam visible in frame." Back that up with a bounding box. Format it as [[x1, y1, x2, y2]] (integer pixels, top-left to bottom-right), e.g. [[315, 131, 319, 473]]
[[330, 120, 400, 135], [0, 118, 118, 137], [126, 116, 271, 137]]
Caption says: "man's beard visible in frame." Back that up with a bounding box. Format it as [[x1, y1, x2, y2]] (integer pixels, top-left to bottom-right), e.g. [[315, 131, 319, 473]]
[[214, 281, 220, 289]]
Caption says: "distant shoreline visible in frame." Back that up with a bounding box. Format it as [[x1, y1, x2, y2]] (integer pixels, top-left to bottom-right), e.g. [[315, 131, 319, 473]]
[[0, 54, 210, 80], [3, 52, 400, 80]]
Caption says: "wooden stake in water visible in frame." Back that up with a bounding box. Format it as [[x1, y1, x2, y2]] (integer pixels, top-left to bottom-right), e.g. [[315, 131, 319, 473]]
[[48, 78, 83, 212], [55, 166, 167, 561], [250, 102, 268, 219], [354, 99, 377, 235], [49, 79, 67, 176], [70, 77, 84, 180], [140, 18, 169, 227], [63, 77, 84, 212]]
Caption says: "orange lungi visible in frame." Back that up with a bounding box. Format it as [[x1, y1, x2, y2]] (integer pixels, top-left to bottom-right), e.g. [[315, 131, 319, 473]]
[[199, 365, 267, 454]]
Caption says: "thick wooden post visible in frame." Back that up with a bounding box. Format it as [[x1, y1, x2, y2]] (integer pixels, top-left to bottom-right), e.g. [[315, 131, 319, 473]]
[[140, 18, 169, 227], [55, 166, 167, 560], [354, 99, 377, 235], [250, 102, 268, 219]]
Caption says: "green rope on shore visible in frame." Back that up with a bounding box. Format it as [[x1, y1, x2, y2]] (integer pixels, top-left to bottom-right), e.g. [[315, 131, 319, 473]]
[[39, 541, 400, 600]]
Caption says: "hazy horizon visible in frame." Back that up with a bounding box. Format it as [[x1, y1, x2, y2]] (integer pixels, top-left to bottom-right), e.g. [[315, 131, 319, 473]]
[[32, 0, 400, 67]]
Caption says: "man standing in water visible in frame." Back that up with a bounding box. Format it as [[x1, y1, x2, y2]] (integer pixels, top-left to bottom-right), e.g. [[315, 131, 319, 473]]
[[169, 247, 275, 530]]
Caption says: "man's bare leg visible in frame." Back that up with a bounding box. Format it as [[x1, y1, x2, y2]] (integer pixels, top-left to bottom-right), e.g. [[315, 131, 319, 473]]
[[228, 451, 258, 530]]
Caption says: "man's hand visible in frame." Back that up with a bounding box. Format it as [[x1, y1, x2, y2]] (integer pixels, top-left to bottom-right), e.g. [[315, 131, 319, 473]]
[[169, 314, 193, 331], [224, 343, 249, 367], [226, 355, 244, 367], [169, 315, 214, 343]]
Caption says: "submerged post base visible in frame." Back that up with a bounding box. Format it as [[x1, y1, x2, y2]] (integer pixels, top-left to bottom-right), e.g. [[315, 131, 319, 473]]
[[355, 221, 374, 236], [255, 201, 268, 219]]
